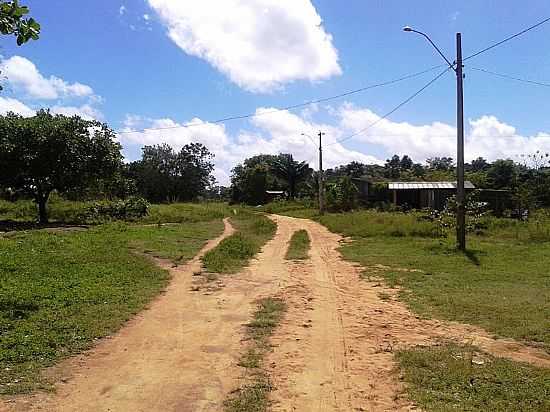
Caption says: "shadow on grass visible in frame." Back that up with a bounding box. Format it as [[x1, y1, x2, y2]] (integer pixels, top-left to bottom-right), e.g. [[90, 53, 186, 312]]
[[0, 220, 90, 233], [0, 300, 40, 321], [463, 248, 482, 266]]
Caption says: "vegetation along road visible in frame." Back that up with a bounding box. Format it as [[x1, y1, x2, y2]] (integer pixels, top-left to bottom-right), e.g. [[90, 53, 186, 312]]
[[3, 212, 549, 412]]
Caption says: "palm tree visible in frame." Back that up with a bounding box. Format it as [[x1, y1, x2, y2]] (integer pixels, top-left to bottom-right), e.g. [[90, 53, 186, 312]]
[[270, 154, 312, 199]]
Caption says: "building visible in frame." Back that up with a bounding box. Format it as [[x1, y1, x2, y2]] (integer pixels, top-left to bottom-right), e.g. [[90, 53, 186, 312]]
[[388, 181, 476, 209]]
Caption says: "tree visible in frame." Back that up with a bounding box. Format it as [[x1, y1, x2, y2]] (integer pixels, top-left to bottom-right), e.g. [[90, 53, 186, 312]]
[[427, 157, 454, 171], [0, 110, 122, 223], [487, 159, 517, 189], [384, 154, 402, 178], [469, 157, 489, 172], [230, 154, 283, 205], [400, 155, 413, 170], [128, 143, 215, 203], [0, 1, 40, 45], [270, 154, 312, 199]]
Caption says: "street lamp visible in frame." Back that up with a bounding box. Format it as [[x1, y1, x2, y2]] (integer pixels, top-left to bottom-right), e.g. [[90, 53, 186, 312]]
[[404, 26, 466, 251]]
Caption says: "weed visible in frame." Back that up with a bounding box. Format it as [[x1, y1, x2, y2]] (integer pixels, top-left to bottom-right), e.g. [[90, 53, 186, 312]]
[[224, 297, 286, 412]]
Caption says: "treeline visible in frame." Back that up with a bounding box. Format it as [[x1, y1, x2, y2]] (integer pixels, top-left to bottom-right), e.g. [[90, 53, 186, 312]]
[[229, 152, 550, 210], [0, 111, 218, 222]]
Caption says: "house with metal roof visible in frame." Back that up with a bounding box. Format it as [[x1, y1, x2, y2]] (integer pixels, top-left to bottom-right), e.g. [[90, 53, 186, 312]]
[[388, 181, 475, 209]]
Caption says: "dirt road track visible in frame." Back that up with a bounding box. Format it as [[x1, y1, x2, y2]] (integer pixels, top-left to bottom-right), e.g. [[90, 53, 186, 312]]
[[266, 215, 550, 411], [3, 215, 549, 412]]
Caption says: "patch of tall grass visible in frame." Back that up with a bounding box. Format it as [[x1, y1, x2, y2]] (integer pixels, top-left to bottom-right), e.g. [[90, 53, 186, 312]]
[[202, 212, 277, 273], [319, 210, 441, 239]]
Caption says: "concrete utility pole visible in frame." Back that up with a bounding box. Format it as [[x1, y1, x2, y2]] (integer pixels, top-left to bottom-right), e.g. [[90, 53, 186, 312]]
[[403, 26, 467, 251], [318, 130, 326, 216], [455, 33, 466, 251]]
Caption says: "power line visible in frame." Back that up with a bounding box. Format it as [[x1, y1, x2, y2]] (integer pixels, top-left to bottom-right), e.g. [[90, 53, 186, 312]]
[[470, 67, 550, 88], [328, 67, 451, 146], [116, 65, 445, 135], [464, 16, 550, 61]]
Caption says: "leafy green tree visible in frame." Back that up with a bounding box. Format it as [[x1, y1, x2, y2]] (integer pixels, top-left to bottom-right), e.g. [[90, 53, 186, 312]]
[[230, 154, 281, 205], [487, 159, 517, 189], [270, 154, 312, 199], [400, 155, 413, 170], [427, 156, 454, 171], [0, 110, 122, 223], [384, 154, 402, 178], [469, 157, 489, 172], [128, 143, 214, 203], [0, 1, 40, 45]]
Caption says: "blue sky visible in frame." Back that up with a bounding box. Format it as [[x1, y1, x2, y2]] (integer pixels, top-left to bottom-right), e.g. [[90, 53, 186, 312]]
[[1, 0, 549, 184]]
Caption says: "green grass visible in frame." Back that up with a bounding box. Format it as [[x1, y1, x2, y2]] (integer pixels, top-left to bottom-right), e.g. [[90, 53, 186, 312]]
[[0, 217, 224, 394], [202, 212, 277, 273], [0, 198, 234, 226], [285, 230, 311, 260], [225, 298, 286, 412], [128, 220, 224, 264], [340, 236, 550, 351], [397, 344, 550, 411]]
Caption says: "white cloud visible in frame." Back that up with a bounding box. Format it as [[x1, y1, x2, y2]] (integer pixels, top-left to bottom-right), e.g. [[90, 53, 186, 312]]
[[147, 0, 342, 92], [51, 104, 103, 121], [0, 97, 34, 117], [119, 5, 127, 15], [117, 107, 382, 185], [339, 104, 550, 163], [0, 56, 95, 100]]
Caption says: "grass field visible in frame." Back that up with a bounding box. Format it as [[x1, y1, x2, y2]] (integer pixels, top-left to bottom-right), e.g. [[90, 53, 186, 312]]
[[285, 230, 311, 260], [0, 203, 228, 395], [397, 344, 550, 411], [202, 212, 277, 274]]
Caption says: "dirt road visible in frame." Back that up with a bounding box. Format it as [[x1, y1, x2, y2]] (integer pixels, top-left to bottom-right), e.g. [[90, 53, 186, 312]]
[[3, 215, 549, 412]]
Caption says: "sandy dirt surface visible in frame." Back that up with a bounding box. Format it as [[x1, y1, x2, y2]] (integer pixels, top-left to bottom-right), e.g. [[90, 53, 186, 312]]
[[266, 215, 550, 412], [3, 214, 549, 412], [2, 217, 295, 412]]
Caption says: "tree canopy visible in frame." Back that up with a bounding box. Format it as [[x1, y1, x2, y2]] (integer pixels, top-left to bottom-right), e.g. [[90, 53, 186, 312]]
[[0, 1, 40, 45], [0, 110, 122, 222], [127, 143, 215, 203], [230, 154, 312, 205]]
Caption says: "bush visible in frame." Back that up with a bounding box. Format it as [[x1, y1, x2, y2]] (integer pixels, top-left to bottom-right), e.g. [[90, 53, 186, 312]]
[[83, 197, 149, 222]]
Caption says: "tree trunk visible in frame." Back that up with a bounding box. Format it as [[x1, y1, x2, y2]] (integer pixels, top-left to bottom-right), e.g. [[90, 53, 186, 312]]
[[36, 192, 50, 224]]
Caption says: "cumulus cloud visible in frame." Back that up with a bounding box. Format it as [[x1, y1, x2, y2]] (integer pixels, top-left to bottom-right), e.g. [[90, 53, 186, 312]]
[[50, 104, 104, 121], [0, 56, 95, 100], [0, 97, 35, 117], [339, 104, 550, 163], [117, 107, 382, 185], [147, 0, 341, 92]]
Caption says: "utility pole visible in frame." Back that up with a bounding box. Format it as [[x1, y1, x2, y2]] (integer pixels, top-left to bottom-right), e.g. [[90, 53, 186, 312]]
[[456, 33, 466, 251], [318, 130, 326, 216], [403, 26, 467, 251]]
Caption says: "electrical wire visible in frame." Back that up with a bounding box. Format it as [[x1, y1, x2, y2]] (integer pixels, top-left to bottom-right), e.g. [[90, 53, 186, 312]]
[[327, 67, 452, 146], [464, 16, 550, 61], [116, 65, 445, 135], [470, 67, 550, 88]]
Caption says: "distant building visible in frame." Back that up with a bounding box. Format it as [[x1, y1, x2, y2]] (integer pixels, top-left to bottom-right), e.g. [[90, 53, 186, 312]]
[[265, 190, 285, 202], [388, 181, 476, 209], [352, 179, 476, 210]]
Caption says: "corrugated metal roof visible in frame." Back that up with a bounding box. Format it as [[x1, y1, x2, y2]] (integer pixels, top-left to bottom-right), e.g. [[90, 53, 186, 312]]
[[388, 181, 475, 190]]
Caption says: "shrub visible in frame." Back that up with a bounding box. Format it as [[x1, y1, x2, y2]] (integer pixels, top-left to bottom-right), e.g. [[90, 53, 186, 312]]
[[83, 197, 149, 222]]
